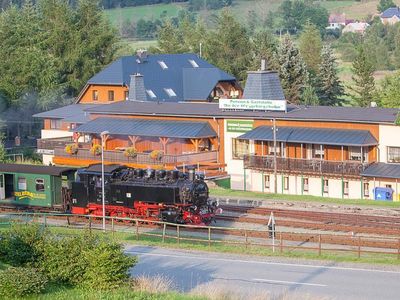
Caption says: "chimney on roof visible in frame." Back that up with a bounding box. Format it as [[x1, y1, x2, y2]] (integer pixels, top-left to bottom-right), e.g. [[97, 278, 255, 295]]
[[128, 73, 147, 102], [136, 49, 148, 63], [261, 59, 267, 71]]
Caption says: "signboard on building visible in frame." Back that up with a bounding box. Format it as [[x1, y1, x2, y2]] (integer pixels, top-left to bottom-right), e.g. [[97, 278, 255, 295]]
[[219, 98, 287, 112], [227, 120, 254, 133]]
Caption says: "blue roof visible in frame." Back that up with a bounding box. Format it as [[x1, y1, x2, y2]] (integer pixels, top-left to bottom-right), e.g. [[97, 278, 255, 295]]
[[73, 117, 217, 138], [362, 163, 400, 179], [86, 53, 236, 102], [381, 7, 400, 18], [238, 126, 378, 146]]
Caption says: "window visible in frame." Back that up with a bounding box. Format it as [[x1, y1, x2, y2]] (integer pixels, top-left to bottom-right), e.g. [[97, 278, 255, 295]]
[[264, 175, 270, 189], [50, 119, 62, 129], [35, 179, 45, 192], [92, 90, 98, 101], [312, 144, 324, 159], [349, 146, 368, 162], [323, 179, 329, 193], [303, 178, 309, 192], [146, 89, 156, 99], [268, 141, 281, 156], [388, 147, 400, 163], [188, 59, 199, 68], [364, 182, 370, 197], [343, 181, 349, 195], [18, 178, 27, 191], [164, 88, 177, 97], [283, 177, 289, 190], [158, 60, 168, 69], [232, 138, 249, 159], [124, 91, 129, 100], [108, 90, 114, 101]]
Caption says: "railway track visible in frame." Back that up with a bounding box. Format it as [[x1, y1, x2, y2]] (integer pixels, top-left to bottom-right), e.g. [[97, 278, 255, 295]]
[[219, 205, 400, 235]]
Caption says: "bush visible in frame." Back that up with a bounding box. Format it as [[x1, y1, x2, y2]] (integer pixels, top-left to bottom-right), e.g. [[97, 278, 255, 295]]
[[39, 235, 92, 285], [0, 223, 46, 266], [81, 240, 137, 290], [0, 267, 48, 298], [149, 150, 163, 160]]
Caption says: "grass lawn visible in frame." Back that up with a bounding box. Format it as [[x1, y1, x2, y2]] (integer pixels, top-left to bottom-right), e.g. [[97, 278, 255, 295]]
[[209, 187, 400, 208], [105, 3, 186, 25]]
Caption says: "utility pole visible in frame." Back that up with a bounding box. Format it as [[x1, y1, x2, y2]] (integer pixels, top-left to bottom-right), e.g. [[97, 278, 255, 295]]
[[273, 119, 278, 194]]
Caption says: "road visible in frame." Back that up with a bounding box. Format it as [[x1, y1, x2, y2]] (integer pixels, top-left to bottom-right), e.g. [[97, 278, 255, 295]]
[[127, 245, 400, 300]]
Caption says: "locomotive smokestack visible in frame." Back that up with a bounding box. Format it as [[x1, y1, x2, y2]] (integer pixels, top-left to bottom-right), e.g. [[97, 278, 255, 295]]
[[188, 169, 195, 181]]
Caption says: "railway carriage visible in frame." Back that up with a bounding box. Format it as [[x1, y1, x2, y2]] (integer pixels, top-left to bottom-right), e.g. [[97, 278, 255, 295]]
[[0, 163, 75, 210]]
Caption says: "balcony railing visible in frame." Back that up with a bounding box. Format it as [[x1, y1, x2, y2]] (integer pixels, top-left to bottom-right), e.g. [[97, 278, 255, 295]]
[[243, 155, 369, 177], [54, 147, 218, 166], [37, 137, 90, 154]]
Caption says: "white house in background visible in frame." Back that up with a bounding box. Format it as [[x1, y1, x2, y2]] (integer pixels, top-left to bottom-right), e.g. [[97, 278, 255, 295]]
[[381, 7, 400, 25], [326, 13, 346, 30], [342, 22, 370, 34]]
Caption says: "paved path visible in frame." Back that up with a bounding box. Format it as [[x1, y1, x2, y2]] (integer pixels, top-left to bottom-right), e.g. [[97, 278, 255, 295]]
[[126, 245, 400, 299]]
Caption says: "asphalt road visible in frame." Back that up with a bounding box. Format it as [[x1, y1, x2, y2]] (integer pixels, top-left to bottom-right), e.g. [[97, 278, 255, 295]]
[[127, 245, 400, 300]]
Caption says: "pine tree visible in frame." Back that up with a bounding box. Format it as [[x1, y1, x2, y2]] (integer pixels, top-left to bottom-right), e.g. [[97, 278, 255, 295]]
[[378, 0, 395, 13], [298, 22, 322, 75], [275, 34, 309, 104], [251, 30, 277, 71], [301, 85, 319, 106], [157, 20, 185, 53], [350, 46, 376, 107], [377, 72, 400, 108], [317, 45, 345, 106]]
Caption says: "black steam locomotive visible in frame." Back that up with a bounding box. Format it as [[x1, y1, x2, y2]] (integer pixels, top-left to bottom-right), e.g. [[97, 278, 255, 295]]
[[71, 164, 218, 225]]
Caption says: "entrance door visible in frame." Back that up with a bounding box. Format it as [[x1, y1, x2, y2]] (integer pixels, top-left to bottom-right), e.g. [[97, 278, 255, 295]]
[[0, 174, 4, 200]]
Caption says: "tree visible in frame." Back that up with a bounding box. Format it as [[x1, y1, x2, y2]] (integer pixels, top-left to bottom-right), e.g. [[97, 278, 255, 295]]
[[377, 72, 400, 108], [0, 135, 6, 162], [301, 85, 319, 105], [350, 46, 376, 107], [250, 30, 277, 71], [317, 45, 345, 106], [204, 10, 251, 81], [378, 0, 395, 13], [298, 22, 322, 75], [275, 34, 309, 104]]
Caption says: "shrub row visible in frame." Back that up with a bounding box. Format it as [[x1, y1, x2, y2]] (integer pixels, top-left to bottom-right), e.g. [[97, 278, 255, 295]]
[[0, 223, 137, 297]]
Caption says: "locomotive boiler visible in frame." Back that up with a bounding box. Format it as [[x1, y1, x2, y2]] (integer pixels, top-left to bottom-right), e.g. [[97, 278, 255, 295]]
[[71, 164, 218, 225]]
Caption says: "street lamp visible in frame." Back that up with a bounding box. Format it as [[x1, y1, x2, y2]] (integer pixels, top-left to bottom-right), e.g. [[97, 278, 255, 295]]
[[100, 130, 109, 232]]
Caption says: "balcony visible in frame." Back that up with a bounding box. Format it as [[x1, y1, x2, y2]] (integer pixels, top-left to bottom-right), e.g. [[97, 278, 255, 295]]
[[243, 155, 369, 177], [37, 137, 90, 154], [53, 147, 218, 166]]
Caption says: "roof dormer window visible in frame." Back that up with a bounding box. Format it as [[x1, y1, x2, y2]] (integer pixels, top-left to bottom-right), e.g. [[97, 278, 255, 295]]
[[164, 88, 176, 97], [146, 89, 157, 99], [158, 60, 168, 69], [189, 59, 199, 68]]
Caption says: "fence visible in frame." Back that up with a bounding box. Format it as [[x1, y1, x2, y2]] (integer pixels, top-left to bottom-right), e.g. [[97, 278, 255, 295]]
[[1, 212, 399, 259]]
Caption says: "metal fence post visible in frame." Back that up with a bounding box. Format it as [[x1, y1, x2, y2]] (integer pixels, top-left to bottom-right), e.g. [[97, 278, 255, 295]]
[[162, 223, 166, 243], [89, 216, 92, 234], [208, 227, 211, 248], [398, 239, 400, 260], [177, 225, 180, 246], [135, 220, 139, 240], [44, 214, 47, 228], [280, 232, 283, 253], [318, 234, 322, 256], [244, 229, 248, 249], [358, 236, 361, 258], [111, 217, 115, 237]]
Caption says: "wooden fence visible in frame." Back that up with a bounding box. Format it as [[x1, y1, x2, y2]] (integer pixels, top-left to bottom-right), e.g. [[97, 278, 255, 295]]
[[1, 212, 399, 259]]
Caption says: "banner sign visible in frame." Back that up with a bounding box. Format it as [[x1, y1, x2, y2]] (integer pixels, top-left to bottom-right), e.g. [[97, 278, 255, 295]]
[[227, 120, 254, 133], [14, 191, 46, 200], [219, 98, 287, 112]]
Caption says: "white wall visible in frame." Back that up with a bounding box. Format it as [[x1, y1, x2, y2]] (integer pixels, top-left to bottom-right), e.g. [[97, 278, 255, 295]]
[[378, 124, 400, 162], [41, 129, 73, 139]]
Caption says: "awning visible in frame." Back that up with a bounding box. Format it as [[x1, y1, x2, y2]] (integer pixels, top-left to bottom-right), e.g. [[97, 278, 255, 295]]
[[0, 163, 75, 176], [361, 163, 400, 179], [238, 126, 378, 146], [73, 117, 217, 139]]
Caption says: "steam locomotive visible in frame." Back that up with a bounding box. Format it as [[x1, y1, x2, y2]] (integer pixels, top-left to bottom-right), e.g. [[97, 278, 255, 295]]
[[71, 164, 218, 225]]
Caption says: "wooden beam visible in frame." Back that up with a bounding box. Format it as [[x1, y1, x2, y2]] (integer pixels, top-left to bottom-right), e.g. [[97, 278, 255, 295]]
[[128, 136, 139, 148], [190, 138, 200, 152], [159, 137, 169, 153]]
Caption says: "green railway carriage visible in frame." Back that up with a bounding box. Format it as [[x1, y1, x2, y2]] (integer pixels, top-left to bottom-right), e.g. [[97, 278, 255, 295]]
[[0, 164, 75, 209]]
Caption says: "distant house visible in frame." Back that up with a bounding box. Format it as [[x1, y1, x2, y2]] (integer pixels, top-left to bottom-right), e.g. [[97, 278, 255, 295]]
[[342, 22, 370, 34], [381, 7, 400, 25], [326, 13, 346, 30]]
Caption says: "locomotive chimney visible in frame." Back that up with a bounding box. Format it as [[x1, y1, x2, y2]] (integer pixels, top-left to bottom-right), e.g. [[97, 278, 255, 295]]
[[188, 169, 195, 181]]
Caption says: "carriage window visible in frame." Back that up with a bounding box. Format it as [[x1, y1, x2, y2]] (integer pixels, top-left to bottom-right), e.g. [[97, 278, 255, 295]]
[[35, 178, 45, 192], [18, 178, 27, 191]]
